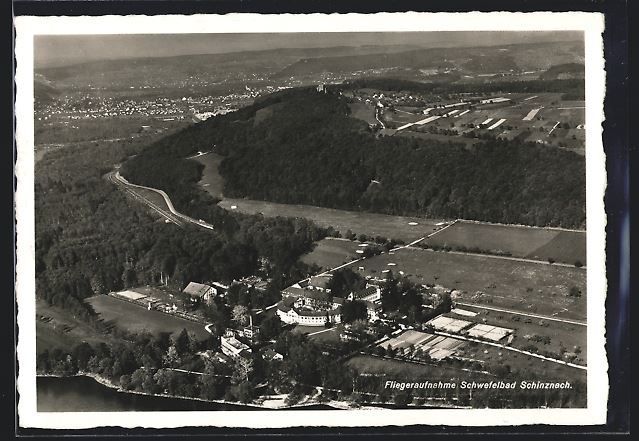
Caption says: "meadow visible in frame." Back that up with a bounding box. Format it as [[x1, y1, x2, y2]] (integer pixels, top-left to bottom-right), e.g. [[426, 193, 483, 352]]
[[86, 295, 210, 341], [300, 238, 362, 270], [218, 198, 444, 243], [425, 221, 586, 265]]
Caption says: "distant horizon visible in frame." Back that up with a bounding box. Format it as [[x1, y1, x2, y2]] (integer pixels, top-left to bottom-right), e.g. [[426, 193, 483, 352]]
[[35, 31, 582, 69]]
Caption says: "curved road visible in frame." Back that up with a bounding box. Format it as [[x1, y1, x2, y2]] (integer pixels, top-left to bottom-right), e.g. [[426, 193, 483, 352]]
[[111, 170, 215, 231]]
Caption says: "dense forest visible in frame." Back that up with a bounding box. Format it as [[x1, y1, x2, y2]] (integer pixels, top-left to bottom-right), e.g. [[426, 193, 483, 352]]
[[122, 86, 585, 228], [35, 123, 326, 326]]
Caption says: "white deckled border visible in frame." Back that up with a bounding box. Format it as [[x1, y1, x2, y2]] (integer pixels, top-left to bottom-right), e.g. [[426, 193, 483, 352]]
[[15, 11, 607, 429]]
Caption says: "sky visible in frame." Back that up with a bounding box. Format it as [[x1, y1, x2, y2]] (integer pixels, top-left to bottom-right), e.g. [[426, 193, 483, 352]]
[[35, 31, 582, 68]]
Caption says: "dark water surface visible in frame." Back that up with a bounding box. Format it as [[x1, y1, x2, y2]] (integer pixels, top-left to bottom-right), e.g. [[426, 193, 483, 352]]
[[37, 376, 265, 412]]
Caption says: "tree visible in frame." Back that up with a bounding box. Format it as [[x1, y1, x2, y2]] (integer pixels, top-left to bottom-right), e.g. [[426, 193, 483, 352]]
[[72, 342, 95, 371], [326, 268, 366, 297], [173, 328, 191, 356], [342, 300, 368, 323], [381, 271, 400, 311], [232, 305, 249, 326], [568, 286, 582, 297], [259, 315, 282, 341], [236, 381, 254, 404]]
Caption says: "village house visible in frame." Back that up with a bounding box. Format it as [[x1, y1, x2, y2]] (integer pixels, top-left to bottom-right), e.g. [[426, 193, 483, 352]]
[[183, 282, 216, 303], [220, 330, 253, 371]]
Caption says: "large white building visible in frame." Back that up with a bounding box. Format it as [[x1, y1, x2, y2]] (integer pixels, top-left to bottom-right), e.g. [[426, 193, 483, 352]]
[[276, 291, 344, 327]]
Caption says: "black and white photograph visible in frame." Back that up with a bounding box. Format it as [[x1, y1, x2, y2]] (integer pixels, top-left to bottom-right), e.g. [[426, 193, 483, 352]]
[[15, 12, 609, 429]]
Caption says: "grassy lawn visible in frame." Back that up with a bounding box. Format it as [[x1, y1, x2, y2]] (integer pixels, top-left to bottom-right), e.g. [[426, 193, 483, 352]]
[[526, 230, 587, 265], [300, 238, 362, 270], [359, 247, 586, 321], [425, 221, 586, 265], [86, 295, 210, 341], [291, 324, 341, 344]]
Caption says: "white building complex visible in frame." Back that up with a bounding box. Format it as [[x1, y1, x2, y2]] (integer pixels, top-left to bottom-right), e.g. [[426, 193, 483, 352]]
[[277, 283, 383, 326]]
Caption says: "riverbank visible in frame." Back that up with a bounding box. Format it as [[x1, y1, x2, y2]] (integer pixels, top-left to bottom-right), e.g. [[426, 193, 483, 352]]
[[37, 373, 344, 410]]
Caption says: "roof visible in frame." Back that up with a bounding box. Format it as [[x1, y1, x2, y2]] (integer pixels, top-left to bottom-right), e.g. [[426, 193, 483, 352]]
[[263, 348, 283, 359], [183, 282, 213, 297], [353, 285, 379, 299], [277, 298, 341, 317], [296, 307, 341, 317], [283, 286, 308, 298]]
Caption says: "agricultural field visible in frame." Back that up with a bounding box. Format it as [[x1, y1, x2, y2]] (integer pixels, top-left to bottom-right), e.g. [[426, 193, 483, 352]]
[[356, 247, 587, 321], [381, 93, 585, 153], [300, 237, 362, 269], [86, 295, 210, 341], [191, 151, 225, 199], [218, 198, 446, 243], [424, 221, 586, 265]]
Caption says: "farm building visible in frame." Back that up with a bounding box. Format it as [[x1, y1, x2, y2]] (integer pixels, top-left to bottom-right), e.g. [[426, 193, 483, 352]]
[[183, 282, 216, 303]]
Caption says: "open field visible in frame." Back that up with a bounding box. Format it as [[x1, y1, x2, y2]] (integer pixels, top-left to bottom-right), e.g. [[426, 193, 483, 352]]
[[454, 337, 587, 383], [357, 247, 586, 320], [219, 198, 445, 243], [36, 299, 115, 353], [191, 151, 225, 199], [528, 231, 587, 264], [300, 238, 362, 269], [425, 221, 586, 264], [448, 306, 587, 361], [86, 295, 210, 341]]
